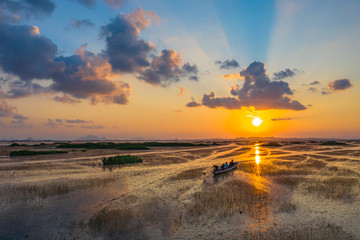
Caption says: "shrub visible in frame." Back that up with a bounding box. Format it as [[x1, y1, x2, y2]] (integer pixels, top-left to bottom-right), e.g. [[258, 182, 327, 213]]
[[9, 150, 68, 156], [102, 155, 143, 165]]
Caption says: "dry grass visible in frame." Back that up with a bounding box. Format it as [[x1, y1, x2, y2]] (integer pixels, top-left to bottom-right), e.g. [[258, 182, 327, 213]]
[[88, 198, 183, 239], [240, 223, 354, 240], [273, 176, 305, 189], [168, 168, 206, 181], [0, 177, 116, 202], [301, 177, 360, 201], [238, 162, 311, 176], [295, 159, 327, 169], [186, 179, 268, 219], [216, 147, 251, 158]]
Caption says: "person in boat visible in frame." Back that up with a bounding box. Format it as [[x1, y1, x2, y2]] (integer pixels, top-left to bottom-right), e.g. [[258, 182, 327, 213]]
[[220, 164, 225, 170], [213, 165, 219, 172], [230, 160, 234, 167], [224, 162, 229, 169]]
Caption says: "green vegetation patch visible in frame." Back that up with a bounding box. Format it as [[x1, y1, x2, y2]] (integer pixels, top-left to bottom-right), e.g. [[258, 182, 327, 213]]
[[320, 141, 347, 145], [102, 155, 143, 165], [10, 150, 68, 156], [261, 142, 282, 147]]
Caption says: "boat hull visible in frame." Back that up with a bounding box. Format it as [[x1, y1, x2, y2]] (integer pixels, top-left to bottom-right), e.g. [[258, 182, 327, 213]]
[[213, 162, 239, 175]]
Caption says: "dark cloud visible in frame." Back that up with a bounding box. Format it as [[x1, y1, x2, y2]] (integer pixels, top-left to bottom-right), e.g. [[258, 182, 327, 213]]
[[202, 62, 306, 111], [45, 118, 97, 128], [105, 0, 126, 9], [70, 18, 94, 28], [0, 23, 61, 81], [2, 81, 50, 98], [53, 94, 81, 104], [202, 92, 241, 109], [308, 87, 317, 93], [185, 97, 201, 108], [138, 49, 198, 86], [310, 80, 320, 85], [100, 10, 155, 73], [183, 63, 199, 81], [215, 59, 239, 70], [271, 118, 292, 121], [272, 68, 297, 80], [0, 0, 56, 20], [328, 79, 353, 91], [12, 113, 28, 120]]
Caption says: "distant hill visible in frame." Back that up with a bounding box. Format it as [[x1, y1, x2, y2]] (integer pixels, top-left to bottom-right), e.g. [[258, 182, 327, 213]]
[[76, 135, 107, 141]]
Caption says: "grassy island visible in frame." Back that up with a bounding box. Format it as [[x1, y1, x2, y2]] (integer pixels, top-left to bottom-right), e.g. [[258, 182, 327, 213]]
[[10, 150, 68, 157], [102, 155, 143, 165]]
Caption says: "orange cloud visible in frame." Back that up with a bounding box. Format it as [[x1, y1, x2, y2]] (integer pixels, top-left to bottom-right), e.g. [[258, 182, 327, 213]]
[[222, 72, 241, 80]]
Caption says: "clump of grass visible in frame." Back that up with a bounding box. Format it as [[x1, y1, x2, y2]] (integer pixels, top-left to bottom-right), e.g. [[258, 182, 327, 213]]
[[302, 177, 359, 201], [238, 162, 310, 176], [273, 176, 305, 189], [9, 150, 68, 156], [102, 155, 143, 165], [168, 168, 205, 181], [320, 141, 347, 145], [88, 208, 135, 236], [186, 179, 268, 218], [261, 142, 282, 147], [0, 177, 116, 202], [295, 159, 327, 169]]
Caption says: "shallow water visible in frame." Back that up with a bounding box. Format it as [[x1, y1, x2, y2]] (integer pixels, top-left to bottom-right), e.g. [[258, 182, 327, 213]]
[[0, 141, 359, 239]]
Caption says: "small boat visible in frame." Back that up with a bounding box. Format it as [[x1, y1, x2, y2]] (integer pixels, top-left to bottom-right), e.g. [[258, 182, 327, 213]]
[[213, 162, 239, 175]]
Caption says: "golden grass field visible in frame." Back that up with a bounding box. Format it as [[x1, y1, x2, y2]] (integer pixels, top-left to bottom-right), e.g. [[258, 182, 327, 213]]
[[0, 140, 359, 239]]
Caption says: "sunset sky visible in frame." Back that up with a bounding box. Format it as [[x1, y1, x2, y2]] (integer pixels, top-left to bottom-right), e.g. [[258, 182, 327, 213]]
[[0, 0, 359, 140]]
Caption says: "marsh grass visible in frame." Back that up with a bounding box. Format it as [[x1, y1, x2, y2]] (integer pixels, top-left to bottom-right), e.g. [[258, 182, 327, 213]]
[[186, 179, 268, 219], [240, 223, 353, 240], [168, 168, 206, 181], [88, 199, 183, 239], [273, 176, 305, 189], [9, 150, 68, 156], [102, 155, 142, 165], [295, 159, 327, 169], [217, 147, 251, 158], [302, 177, 360, 201], [238, 163, 310, 176], [0, 177, 116, 202]]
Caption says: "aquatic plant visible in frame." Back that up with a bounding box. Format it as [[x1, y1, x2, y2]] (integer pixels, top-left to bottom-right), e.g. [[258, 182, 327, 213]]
[[102, 155, 143, 165], [9, 150, 68, 156]]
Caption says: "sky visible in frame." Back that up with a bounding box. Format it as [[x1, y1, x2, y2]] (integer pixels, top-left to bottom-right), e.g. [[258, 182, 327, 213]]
[[0, 0, 359, 140]]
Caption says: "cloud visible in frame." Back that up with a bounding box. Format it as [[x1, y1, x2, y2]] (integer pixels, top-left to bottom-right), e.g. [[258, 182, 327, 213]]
[[222, 72, 240, 80], [0, 100, 16, 117], [202, 61, 306, 111], [53, 94, 81, 104], [138, 49, 198, 86], [105, 0, 126, 9], [183, 63, 199, 81], [100, 8, 156, 73], [308, 87, 317, 93], [310, 80, 320, 85], [215, 59, 239, 69], [45, 118, 97, 128], [12, 113, 28, 120], [81, 125, 104, 129], [271, 118, 292, 121], [0, 0, 56, 21], [0, 23, 62, 81], [177, 87, 185, 96], [186, 97, 201, 108], [328, 79, 353, 91], [201, 92, 241, 109], [272, 68, 297, 80], [70, 19, 95, 28]]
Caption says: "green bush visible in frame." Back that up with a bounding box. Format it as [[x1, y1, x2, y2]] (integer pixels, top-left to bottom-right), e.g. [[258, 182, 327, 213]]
[[10, 150, 68, 156], [102, 155, 143, 165], [320, 141, 347, 145]]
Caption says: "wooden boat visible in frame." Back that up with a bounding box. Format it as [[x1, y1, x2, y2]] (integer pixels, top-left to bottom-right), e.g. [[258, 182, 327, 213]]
[[213, 162, 239, 175]]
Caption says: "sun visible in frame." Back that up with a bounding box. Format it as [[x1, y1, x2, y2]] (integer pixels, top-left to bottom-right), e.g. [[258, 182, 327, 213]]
[[252, 117, 263, 127]]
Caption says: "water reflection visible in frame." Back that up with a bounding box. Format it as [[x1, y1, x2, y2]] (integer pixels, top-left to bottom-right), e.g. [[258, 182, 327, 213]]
[[255, 144, 260, 165]]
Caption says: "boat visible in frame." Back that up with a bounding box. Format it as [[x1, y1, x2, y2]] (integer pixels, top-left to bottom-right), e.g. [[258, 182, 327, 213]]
[[213, 162, 239, 175]]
